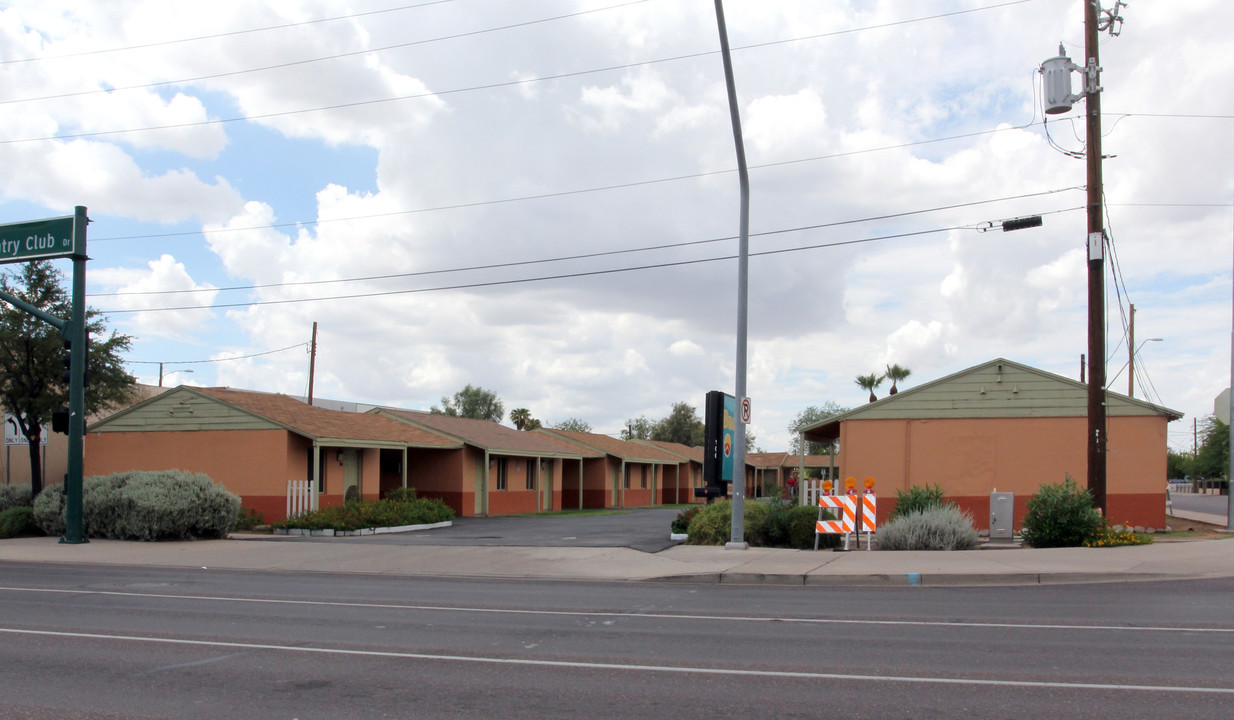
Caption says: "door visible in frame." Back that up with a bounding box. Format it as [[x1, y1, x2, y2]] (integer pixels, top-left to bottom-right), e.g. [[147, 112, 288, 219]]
[[342, 449, 361, 502], [540, 459, 554, 512]]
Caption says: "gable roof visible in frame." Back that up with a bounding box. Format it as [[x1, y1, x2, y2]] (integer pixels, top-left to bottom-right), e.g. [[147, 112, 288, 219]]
[[89, 386, 459, 448], [803, 358, 1183, 442], [371, 408, 599, 457], [632, 439, 704, 464], [536, 429, 684, 463]]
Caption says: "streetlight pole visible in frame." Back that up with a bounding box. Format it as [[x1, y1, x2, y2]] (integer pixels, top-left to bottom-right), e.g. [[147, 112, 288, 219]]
[[713, 0, 749, 549]]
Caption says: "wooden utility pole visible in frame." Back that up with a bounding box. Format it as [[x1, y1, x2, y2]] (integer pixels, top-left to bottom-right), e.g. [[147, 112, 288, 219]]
[[1084, 0, 1108, 514], [307, 321, 318, 406]]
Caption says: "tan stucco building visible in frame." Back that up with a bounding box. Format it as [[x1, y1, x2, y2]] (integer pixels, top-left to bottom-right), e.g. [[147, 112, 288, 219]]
[[802, 358, 1182, 530]]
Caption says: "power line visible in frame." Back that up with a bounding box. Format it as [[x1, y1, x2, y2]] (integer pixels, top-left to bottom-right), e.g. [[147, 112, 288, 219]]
[[125, 342, 310, 366], [1, 0, 653, 106], [98, 206, 1083, 315], [0, 1, 456, 65], [92, 188, 1082, 298], [1, 0, 1043, 145], [94, 123, 1050, 243]]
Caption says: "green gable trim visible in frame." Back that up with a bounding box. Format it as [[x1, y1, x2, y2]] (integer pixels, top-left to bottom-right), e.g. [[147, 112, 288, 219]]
[[87, 387, 282, 434]]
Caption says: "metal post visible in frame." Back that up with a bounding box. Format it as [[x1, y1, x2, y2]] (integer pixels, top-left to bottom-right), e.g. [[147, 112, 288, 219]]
[[61, 206, 88, 544], [1228, 198, 1234, 532], [713, 0, 749, 549], [1084, 0, 1108, 515]]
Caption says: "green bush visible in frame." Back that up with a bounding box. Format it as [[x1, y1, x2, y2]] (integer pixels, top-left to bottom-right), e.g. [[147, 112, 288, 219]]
[[234, 507, 265, 531], [383, 486, 418, 503], [671, 505, 701, 534], [0, 485, 33, 512], [32, 471, 241, 541], [876, 504, 980, 551], [273, 497, 454, 531], [685, 499, 840, 550], [0, 506, 38, 538], [890, 484, 950, 520], [1020, 476, 1103, 548]]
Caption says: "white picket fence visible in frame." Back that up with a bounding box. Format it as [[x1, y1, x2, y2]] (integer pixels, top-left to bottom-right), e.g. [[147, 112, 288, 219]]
[[287, 479, 312, 518], [800, 479, 827, 507]]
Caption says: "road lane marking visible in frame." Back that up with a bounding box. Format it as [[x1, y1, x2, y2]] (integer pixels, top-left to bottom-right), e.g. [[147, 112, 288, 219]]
[[3, 626, 1233, 695], [1, 585, 1231, 634]]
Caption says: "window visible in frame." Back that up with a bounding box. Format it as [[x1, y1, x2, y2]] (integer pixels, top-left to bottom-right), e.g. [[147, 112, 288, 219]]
[[526, 460, 535, 491], [641, 465, 648, 489], [494, 458, 507, 491], [623, 465, 630, 489]]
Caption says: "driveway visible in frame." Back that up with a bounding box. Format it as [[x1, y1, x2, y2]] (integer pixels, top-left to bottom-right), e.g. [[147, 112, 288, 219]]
[[258, 508, 684, 553]]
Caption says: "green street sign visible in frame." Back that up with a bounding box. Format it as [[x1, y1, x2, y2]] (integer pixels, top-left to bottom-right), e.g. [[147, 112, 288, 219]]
[[0, 215, 77, 264]]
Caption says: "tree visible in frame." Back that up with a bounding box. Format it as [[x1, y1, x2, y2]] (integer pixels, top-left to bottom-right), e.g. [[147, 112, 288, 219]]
[[855, 373, 884, 403], [551, 417, 591, 433], [1192, 416, 1229, 481], [0, 261, 135, 496], [788, 402, 850, 455], [509, 407, 538, 431], [432, 384, 503, 422], [621, 415, 653, 440], [884, 363, 912, 395], [651, 402, 705, 447]]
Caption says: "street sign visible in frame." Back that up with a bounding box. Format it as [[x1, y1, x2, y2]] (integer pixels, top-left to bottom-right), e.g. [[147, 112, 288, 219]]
[[740, 397, 751, 424], [0, 215, 77, 264], [4, 414, 48, 446]]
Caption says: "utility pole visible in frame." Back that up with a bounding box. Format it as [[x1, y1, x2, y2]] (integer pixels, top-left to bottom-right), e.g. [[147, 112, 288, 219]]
[[307, 321, 318, 406], [1083, 0, 1109, 515]]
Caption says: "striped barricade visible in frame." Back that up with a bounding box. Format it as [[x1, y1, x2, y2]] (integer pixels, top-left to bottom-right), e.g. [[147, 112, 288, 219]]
[[814, 495, 856, 551], [858, 492, 876, 549]]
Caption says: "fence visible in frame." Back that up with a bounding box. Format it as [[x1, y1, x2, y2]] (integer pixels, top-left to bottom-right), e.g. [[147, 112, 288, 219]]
[[287, 479, 312, 518]]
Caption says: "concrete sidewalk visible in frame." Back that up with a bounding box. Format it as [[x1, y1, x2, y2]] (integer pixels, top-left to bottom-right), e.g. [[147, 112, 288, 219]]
[[2, 528, 1233, 587]]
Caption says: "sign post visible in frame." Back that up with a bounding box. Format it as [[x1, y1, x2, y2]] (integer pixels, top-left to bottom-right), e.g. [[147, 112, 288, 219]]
[[0, 207, 89, 544]]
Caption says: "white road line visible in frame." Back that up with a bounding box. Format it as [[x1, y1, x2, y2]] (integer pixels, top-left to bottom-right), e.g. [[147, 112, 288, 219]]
[[1, 585, 1231, 634], [3, 626, 1232, 695]]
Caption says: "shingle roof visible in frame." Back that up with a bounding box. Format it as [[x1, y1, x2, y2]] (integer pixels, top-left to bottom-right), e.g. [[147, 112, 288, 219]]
[[194, 388, 457, 447], [635, 439, 704, 463], [374, 409, 600, 457], [537, 429, 684, 462]]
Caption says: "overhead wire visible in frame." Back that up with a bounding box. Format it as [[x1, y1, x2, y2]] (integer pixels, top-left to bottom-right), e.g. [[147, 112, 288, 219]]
[[93, 188, 1081, 298], [1, 0, 1045, 144], [96, 205, 1084, 315], [0, 1, 457, 65], [125, 341, 310, 366]]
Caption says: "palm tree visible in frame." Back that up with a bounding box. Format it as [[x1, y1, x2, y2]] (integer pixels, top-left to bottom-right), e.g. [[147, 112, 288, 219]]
[[509, 407, 533, 431], [885, 363, 912, 395], [855, 373, 884, 403]]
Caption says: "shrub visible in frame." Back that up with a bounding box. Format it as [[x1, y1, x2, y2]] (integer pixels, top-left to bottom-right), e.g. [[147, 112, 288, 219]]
[[0, 485, 33, 512], [383, 486, 418, 503], [0, 506, 37, 539], [273, 497, 454, 531], [671, 505, 701, 534], [876, 504, 980, 551], [1020, 475, 1103, 548], [32, 471, 241, 541], [685, 499, 840, 550], [234, 507, 265, 531], [890, 484, 949, 520]]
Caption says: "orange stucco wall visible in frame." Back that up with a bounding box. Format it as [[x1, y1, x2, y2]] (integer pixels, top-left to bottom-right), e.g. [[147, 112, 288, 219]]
[[838, 415, 1170, 529]]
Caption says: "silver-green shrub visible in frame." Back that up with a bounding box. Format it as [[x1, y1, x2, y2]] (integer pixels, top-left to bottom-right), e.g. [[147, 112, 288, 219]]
[[0, 484, 33, 511], [32, 471, 240, 541], [876, 504, 980, 551]]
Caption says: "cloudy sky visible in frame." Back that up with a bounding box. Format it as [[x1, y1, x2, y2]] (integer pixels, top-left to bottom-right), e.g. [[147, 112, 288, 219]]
[[1, 0, 1230, 451]]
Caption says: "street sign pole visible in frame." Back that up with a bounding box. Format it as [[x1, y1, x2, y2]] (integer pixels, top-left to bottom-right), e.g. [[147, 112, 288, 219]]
[[62, 206, 88, 544]]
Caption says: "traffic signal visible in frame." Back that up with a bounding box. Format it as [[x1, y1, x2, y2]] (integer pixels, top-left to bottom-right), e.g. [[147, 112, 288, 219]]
[[60, 333, 91, 388], [51, 408, 69, 434]]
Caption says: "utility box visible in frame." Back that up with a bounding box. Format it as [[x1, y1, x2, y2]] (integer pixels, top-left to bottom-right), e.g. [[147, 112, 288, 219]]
[[989, 492, 1015, 541]]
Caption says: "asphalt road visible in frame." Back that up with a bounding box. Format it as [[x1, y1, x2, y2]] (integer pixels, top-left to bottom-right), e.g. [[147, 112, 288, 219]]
[[251, 506, 686, 552], [1171, 491, 1231, 521], [2, 562, 1232, 719]]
